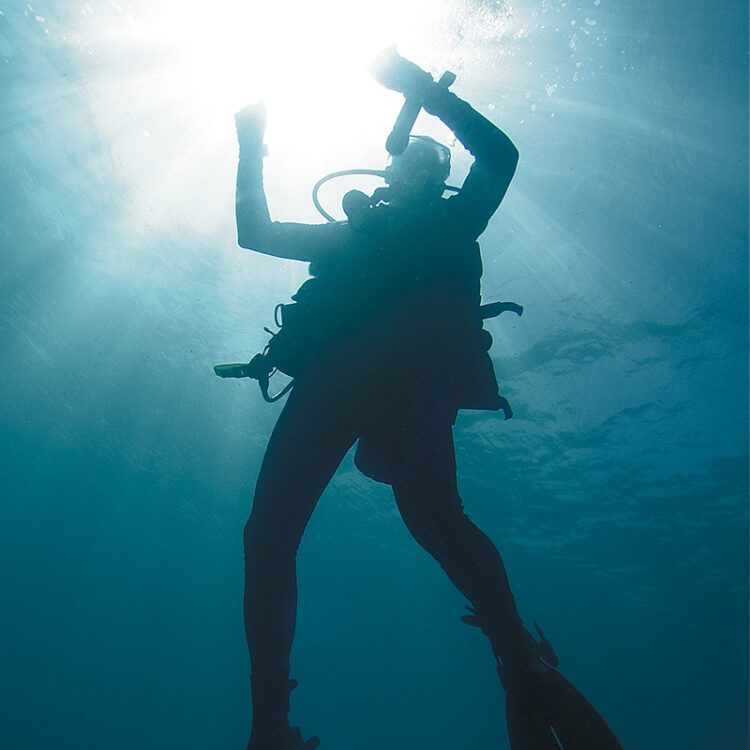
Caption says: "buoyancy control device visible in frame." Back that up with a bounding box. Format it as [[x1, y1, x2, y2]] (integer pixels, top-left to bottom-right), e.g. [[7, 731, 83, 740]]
[[214, 281, 523, 412]]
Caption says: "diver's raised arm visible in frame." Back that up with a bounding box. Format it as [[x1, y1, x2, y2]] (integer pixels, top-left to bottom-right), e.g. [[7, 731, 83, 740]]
[[235, 103, 344, 262], [425, 85, 519, 235], [424, 87, 519, 183], [371, 49, 518, 238], [371, 50, 518, 178]]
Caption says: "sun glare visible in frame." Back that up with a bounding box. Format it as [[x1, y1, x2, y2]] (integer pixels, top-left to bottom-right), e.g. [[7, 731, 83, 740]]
[[125, 0, 519, 145], [68, 0, 520, 237]]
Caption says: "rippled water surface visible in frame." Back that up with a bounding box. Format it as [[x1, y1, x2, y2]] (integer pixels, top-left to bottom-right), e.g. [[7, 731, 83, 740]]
[[1, 2, 747, 749]]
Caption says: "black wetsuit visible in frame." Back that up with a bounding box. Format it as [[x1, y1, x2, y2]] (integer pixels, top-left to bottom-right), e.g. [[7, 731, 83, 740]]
[[235, 90, 527, 745]]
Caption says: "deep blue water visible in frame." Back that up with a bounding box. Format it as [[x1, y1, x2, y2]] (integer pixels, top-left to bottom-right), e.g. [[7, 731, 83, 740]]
[[1, 1, 747, 749]]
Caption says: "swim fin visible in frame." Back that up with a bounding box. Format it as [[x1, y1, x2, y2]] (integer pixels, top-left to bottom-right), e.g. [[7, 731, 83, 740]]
[[246, 724, 319, 750], [502, 659, 625, 750], [462, 609, 624, 749], [291, 728, 320, 750]]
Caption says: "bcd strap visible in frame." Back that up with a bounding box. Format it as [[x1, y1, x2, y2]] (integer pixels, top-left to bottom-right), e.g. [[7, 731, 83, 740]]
[[498, 397, 513, 421], [479, 301, 521, 420], [480, 301, 523, 319]]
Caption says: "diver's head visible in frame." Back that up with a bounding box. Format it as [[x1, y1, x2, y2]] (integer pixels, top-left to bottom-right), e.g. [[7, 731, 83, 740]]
[[384, 135, 451, 203]]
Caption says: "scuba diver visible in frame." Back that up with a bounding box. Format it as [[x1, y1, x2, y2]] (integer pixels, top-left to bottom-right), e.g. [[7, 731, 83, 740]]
[[223, 48, 625, 750]]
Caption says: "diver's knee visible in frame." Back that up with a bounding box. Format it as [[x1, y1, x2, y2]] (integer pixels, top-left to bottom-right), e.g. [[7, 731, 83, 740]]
[[394, 478, 465, 526], [403, 506, 463, 553], [243, 514, 259, 550], [243, 514, 273, 562], [243, 512, 301, 567]]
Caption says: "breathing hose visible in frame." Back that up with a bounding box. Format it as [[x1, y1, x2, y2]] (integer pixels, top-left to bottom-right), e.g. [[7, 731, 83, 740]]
[[312, 168, 460, 222]]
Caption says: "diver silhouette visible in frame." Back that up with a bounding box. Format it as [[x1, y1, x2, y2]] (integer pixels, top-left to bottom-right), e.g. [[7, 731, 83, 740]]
[[228, 48, 625, 750]]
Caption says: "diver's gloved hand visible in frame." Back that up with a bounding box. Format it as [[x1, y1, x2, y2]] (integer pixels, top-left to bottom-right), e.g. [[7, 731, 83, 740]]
[[370, 46, 434, 99], [235, 101, 267, 156]]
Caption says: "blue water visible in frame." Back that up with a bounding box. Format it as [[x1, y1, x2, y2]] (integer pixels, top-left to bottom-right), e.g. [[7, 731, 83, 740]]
[[1, 1, 747, 749]]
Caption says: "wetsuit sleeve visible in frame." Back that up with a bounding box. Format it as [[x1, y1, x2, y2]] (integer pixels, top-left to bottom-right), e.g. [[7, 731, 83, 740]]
[[235, 135, 347, 262], [424, 88, 519, 239]]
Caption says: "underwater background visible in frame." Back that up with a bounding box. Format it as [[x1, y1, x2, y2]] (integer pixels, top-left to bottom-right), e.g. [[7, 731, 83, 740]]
[[1, 1, 747, 749]]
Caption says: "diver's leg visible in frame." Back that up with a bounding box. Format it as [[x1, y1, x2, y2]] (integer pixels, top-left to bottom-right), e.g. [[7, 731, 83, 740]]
[[391, 469, 529, 661], [389, 368, 532, 669], [244, 383, 355, 749], [393, 417, 626, 750]]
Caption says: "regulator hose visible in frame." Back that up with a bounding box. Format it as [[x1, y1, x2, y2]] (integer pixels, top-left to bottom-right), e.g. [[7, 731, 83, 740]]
[[312, 169, 386, 222], [312, 168, 460, 222]]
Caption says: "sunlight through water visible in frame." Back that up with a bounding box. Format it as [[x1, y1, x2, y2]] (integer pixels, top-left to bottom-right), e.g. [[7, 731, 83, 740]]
[[2, 2, 746, 748], [48, 0, 526, 235], [120, 0, 520, 135]]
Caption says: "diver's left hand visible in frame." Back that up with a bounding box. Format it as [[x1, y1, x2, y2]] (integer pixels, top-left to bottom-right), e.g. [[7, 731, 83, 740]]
[[370, 46, 433, 99], [235, 101, 267, 147]]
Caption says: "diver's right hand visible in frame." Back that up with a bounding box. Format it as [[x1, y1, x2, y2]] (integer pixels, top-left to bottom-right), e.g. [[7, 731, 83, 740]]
[[370, 46, 433, 99], [235, 101, 267, 148]]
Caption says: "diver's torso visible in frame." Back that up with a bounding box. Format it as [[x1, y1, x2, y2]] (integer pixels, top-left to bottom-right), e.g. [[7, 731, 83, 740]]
[[308, 197, 483, 320], [288, 197, 494, 411]]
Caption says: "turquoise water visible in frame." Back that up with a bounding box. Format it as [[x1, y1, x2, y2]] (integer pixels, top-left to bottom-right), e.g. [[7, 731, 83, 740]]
[[1, 2, 747, 749]]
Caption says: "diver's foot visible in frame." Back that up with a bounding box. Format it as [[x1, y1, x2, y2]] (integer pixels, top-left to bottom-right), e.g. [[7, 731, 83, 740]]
[[247, 725, 320, 750], [497, 627, 557, 694]]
